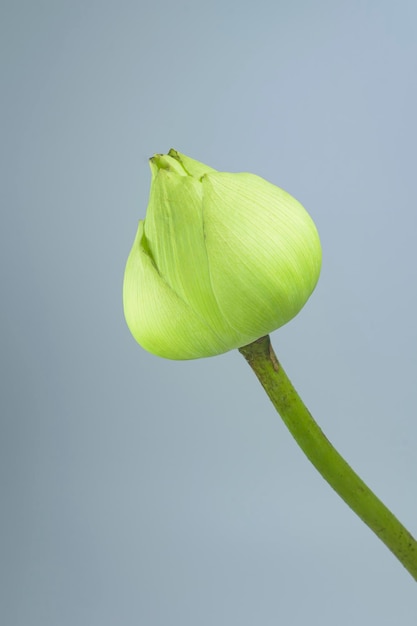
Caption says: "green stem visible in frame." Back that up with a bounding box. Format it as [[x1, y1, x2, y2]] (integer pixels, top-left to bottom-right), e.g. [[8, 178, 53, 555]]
[[238, 335, 417, 581]]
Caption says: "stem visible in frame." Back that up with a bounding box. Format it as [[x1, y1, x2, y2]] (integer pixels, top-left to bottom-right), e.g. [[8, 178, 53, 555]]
[[238, 335, 417, 581]]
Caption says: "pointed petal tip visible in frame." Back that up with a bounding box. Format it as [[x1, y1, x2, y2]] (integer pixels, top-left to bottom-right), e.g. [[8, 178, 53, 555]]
[[149, 153, 186, 177]]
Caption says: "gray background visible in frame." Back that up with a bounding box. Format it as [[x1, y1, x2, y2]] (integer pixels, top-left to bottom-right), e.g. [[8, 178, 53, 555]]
[[2, 1, 417, 624]]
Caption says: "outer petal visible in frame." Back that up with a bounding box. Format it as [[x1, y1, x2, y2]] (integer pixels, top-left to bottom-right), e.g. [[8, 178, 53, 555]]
[[144, 162, 242, 346], [202, 172, 322, 341], [123, 222, 231, 359]]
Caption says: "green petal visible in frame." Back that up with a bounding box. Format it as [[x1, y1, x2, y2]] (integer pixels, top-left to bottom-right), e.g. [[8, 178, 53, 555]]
[[168, 149, 217, 179], [123, 222, 230, 359], [202, 172, 322, 340], [144, 163, 242, 345]]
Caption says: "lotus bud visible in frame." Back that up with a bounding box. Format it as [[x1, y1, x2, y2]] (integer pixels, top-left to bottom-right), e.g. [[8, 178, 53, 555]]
[[123, 149, 321, 359]]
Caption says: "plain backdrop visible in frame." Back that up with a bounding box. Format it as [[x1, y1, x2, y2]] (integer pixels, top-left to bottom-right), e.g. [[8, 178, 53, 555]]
[[2, 1, 417, 624]]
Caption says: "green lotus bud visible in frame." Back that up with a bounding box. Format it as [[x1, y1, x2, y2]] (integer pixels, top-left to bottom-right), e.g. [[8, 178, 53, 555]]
[[123, 149, 321, 360]]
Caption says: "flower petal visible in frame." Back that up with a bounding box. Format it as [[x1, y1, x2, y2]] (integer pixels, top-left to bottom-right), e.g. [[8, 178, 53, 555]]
[[168, 149, 217, 179], [144, 162, 242, 345], [123, 222, 231, 359], [202, 172, 322, 340]]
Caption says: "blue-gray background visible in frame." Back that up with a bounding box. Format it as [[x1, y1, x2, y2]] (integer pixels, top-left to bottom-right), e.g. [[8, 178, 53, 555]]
[[2, 1, 417, 624]]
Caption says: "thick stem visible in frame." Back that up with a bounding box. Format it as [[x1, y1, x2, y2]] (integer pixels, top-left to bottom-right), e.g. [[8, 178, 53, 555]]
[[238, 335, 417, 581]]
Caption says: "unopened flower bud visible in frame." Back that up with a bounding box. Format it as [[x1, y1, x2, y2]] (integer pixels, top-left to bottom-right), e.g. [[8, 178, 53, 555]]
[[123, 149, 321, 359]]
